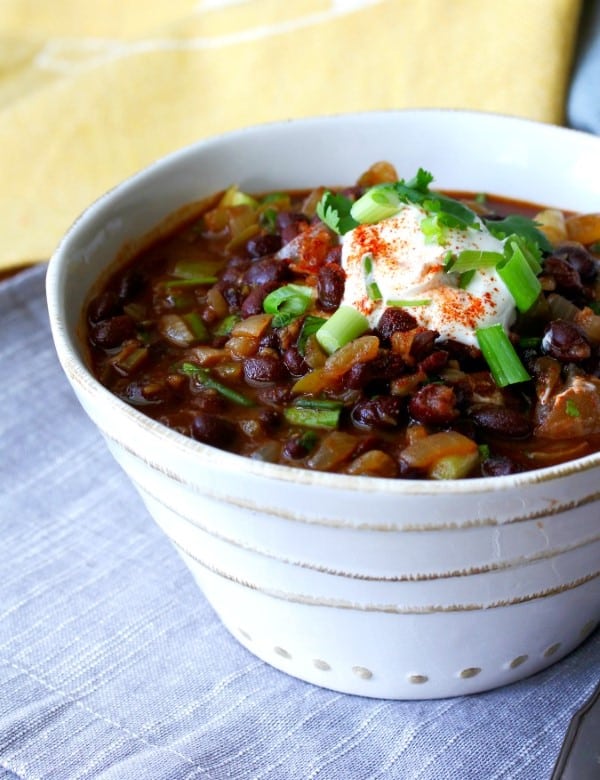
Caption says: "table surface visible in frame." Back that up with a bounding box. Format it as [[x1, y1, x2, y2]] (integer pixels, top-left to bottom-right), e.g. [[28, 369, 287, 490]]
[[1, 260, 599, 780]]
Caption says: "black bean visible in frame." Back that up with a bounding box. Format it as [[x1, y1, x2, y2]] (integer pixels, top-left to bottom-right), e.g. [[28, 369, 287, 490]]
[[481, 455, 521, 477], [90, 314, 136, 349], [87, 291, 121, 323], [410, 330, 440, 360], [346, 351, 405, 389], [376, 308, 418, 341], [246, 233, 283, 258], [118, 268, 144, 301], [542, 320, 591, 362], [191, 413, 236, 449], [552, 243, 597, 281], [241, 281, 278, 317], [277, 212, 310, 243], [469, 403, 531, 438], [282, 346, 309, 376], [243, 354, 285, 385], [408, 384, 458, 426], [317, 263, 345, 311], [282, 433, 315, 459], [418, 350, 449, 375], [543, 256, 583, 294], [351, 395, 404, 430], [243, 257, 288, 286]]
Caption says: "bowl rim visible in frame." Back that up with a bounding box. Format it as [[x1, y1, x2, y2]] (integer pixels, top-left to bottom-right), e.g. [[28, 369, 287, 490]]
[[46, 107, 600, 498]]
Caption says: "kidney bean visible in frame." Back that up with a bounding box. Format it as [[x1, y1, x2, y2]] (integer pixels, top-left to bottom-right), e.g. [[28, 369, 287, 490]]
[[243, 354, 285, 385], [244, 257, 289, 286], [376, 308, 418, 341], [241, 281, 278, 317], [351, 395, 404, 429], [90, 314, 135, 349], [408, 384, 458, 426], [247, 233, 283, 258], [542, 320, 591, 362], [317, 263, 346, 311], [469, 403, 531, 438], [191, 413, 236, 448]]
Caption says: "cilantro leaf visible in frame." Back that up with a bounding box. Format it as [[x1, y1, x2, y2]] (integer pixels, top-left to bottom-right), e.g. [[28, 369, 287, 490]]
[[316, 191, 359, 235], [484, 215, 553, 254]]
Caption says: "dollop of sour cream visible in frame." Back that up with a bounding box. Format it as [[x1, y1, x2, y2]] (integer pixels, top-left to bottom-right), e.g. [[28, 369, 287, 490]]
[[340, 203, 515, 347]]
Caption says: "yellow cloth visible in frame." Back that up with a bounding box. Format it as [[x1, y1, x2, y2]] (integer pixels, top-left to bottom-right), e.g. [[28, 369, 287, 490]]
[[0, 0, 582, 270]]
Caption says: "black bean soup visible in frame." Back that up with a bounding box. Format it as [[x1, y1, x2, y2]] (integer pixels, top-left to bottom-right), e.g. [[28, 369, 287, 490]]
[[85, 162, 600, 479]]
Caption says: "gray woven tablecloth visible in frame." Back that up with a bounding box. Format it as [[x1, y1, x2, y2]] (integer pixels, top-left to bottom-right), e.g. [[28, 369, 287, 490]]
[[0, 260, 599, 780]]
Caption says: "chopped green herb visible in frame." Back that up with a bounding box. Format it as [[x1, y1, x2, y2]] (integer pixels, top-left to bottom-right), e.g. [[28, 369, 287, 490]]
[[297, 315, 327, 355], [181, 311, 209, 342], [284, 400, 343, 429], [565, 399, 581, 417], [385, 298, 431, 307], [484, 215, 552, 254], [316, 191, 359, 235], [458, 270, 476, 289], [179, 362, 254, 406], [162, 276, 218, 288], [213, 313, 241, 337], [263, 284, 314, 328], [475, 324, 531, 388]]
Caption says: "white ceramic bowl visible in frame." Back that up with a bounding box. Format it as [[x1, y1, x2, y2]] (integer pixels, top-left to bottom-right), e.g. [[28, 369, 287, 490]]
[[46, 110, 600, 699]]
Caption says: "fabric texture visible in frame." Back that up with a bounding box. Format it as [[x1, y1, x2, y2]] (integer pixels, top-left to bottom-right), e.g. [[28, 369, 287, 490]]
[[1, 265, 599, 780], [0, 0, 585, 271]]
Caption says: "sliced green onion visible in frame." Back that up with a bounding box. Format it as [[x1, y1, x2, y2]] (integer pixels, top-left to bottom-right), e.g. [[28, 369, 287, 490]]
[[565, 399, 581, 418], [293, 397, 344, 410], [213, 313, 241, 337], [385, 298, 431, 307], [172, 258, 222, 279], [315, 306, 370, 354], [367, 281, 383, 301], [420, 213, 448, 245], [458, 270, 476, 289], [518, 336, 541, 349], [475, 324, 531, 387], [179, 362, 254, 406], [450, 249, 503, 273], [297, 315, 327, 355], [497, 243, 542, 313], [284, 404, 342, 429], [263, 284, 314, 328], [362, 254, 382, 301], [182, 311, 209, 341], [350, 185, 401, 224], [162, 276, 218, 288]]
